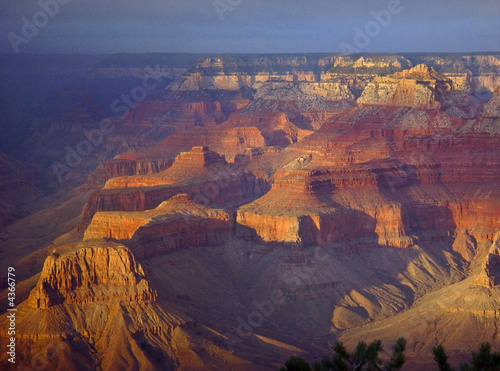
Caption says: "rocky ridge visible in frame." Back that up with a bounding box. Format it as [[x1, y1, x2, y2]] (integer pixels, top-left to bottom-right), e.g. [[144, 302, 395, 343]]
[[28, 241, 156, 309], [1, 54, 499, 370], [84, 194, 232, 258]]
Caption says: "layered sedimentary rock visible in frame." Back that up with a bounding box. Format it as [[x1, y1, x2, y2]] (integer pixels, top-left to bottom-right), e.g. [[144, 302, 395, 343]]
[[236, 95, 500, 248], [408, 54, 500, 101], [167, 146, 228, 176], [151, 126, 266, 160], [234, 82, 353, 131], [483, 86, 500, 118], [175, 55, 336, 90], [6, 239, 246, 370], [236, 168, 415, 248], [79, 146, 270, 229], [177, 55, 414, 93], [121, 91, 229, 131], [339, 272, 500, 368], [357, 64, 453, 109], [28, 241, 156, 309], [83, 212, 150, 240], [474, 233, 500, 287], [104, 146, 227, 189], [103, 175, 179, 189], [3, 54, 500, 370], [237, 167, 376, 245], [84, 194, 232, 257], [103, 146, 227, 189], [88, 155, 173, 186]]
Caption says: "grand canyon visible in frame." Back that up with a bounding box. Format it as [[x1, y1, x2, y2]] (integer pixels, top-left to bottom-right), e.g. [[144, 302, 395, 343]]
[[0, 52, 499, 370]]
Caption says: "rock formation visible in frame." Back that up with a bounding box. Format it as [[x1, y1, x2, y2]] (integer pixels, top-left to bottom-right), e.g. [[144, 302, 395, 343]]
[[84, 194, 232, 257], [28, 241, 156, 309], [150, 126, 267, 160], [357, 64, 453, 109], [87, 155, 173, 187], [4, 239, 250, 370], [1, 53, 499, 370], [28, 243, 156, 309], [78, 145, 271, 229], [474, 233, 500, 287], [483, 85, 500, 118]]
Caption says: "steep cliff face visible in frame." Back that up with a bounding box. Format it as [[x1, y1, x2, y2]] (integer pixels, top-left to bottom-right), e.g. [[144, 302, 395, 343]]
[[235, 168, 445, 248], [472, 74, 500, 99], [483, 86, 500, 118], [6, 238, 250, 371], [88, 156, 173, 187], [83, 213, 149, 240], [166, 146, 228, 176], [79, 146, 271, 230], [3, 53, 500, 371], [129, 213, 231, 258], [140, 126, 267, 162], [474, 233, 500, 288], [175, 55, 339, 91], [357, 64, 453, 109], [235, 82, 353, 131], [99, 146, 230, 189], [329, 55, 413, 72], [27, 241, 156, 309], [177, 72, 253, 90], [84, 194, 232, 257], [235, 99, 500, 249], [236, 168, 389, 246]]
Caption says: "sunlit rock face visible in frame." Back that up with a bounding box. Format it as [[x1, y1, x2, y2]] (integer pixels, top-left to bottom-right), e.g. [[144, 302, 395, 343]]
[[1, 53, 499, 370], [475, 233, 500, 288], [28, 242, 157, 309], [357, 64, 453, 109]]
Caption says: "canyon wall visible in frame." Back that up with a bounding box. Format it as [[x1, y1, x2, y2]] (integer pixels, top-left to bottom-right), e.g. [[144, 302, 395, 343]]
[[28, 241, 157, 309]]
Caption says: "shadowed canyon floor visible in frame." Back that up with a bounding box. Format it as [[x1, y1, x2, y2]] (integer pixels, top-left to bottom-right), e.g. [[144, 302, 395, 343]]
[[0, 53, 499, 370]]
